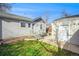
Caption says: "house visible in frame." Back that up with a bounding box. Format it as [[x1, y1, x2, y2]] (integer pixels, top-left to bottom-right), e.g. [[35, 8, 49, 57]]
[[51, 15, 79, 54], [0, 12, 47, 40], [32, 17, 47, 37]]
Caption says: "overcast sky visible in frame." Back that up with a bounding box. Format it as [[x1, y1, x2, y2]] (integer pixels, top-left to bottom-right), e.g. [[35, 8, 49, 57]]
[[10, 3, 79, 23]]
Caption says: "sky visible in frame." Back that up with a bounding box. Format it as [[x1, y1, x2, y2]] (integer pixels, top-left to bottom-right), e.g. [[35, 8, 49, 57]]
[[9, 3, 79, 23]]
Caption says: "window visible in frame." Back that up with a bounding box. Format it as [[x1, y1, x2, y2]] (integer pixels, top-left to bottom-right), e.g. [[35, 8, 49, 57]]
[[73, 23, 75, 25], [28, 23, 31, 27], [40, 24, 42, 29], [32, 23, 35, 29], [32, 23, 35, 26], [21, 22, 25, 27]]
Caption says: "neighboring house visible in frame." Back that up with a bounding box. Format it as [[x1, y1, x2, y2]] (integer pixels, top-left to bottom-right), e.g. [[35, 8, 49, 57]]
[[0, 12, 47, 40], [32, 17, 47, 36], [0, 12, 32, 40], [46, 25, 52, 36], [51, 15, 79, 54]]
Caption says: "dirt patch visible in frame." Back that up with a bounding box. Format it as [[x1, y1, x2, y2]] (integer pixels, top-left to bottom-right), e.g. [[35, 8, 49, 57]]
[[0, 36, 36, 45]]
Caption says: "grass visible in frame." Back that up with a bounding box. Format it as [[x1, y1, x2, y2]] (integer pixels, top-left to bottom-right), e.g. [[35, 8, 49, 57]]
[[0, 40, 79, 56]]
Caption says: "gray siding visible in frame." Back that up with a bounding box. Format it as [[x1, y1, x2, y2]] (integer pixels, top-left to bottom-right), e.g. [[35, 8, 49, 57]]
[[33, 21, 46, 36], [52, 17, 79, 45], [2, 19, 32, 39], [0, 17, 47, 39]]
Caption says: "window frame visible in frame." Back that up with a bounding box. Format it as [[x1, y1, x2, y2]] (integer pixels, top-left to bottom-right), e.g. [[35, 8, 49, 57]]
[[21, 22, 26, 27], [40, 24, 42, 29], [28, 23, 31, 28]]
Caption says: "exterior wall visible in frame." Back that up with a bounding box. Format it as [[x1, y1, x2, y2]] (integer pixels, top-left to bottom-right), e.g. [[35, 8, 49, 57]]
[[1, 18, 46, 39], [52, 17, 79, 42], [2, 19, 32, 39], [51, 17, 79, 53], [51, 23, 56, 40], [33, 21, 46, 36]]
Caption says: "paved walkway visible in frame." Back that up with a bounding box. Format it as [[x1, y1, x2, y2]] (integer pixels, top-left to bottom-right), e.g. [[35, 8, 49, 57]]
[[39, 36, 58, 47]]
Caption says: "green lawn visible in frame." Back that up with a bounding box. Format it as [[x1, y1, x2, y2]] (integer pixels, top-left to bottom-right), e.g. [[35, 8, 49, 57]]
[[0, 40, 78, 56]]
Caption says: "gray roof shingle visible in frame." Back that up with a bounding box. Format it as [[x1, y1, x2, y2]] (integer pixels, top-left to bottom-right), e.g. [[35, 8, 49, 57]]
[[0, 11, 32, 22], [53, 15, 79, 22]]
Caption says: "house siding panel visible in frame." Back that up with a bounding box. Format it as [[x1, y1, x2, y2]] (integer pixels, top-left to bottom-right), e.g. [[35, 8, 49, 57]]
[[2, 19, 32, 39]]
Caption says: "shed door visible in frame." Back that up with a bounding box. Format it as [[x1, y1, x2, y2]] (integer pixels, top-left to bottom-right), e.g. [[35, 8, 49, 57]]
[[58, 26, 68, 41]]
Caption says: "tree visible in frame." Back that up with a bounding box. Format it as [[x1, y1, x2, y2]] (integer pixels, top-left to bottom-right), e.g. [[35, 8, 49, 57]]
[[42, 11, 49, 24], [0, 3, 11, 12], [61, 9, 69, 17], [52, 21, 62, 55]]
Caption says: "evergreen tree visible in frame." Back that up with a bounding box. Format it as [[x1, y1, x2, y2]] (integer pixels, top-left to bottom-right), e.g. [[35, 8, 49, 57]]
[[0, 3, 11, 12]]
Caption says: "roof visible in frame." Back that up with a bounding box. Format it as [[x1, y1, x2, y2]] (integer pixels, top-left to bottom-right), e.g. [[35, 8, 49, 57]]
[[53, 14, 79, 22], [0, 11, 32, 22], [33, 17, 46, 23]]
